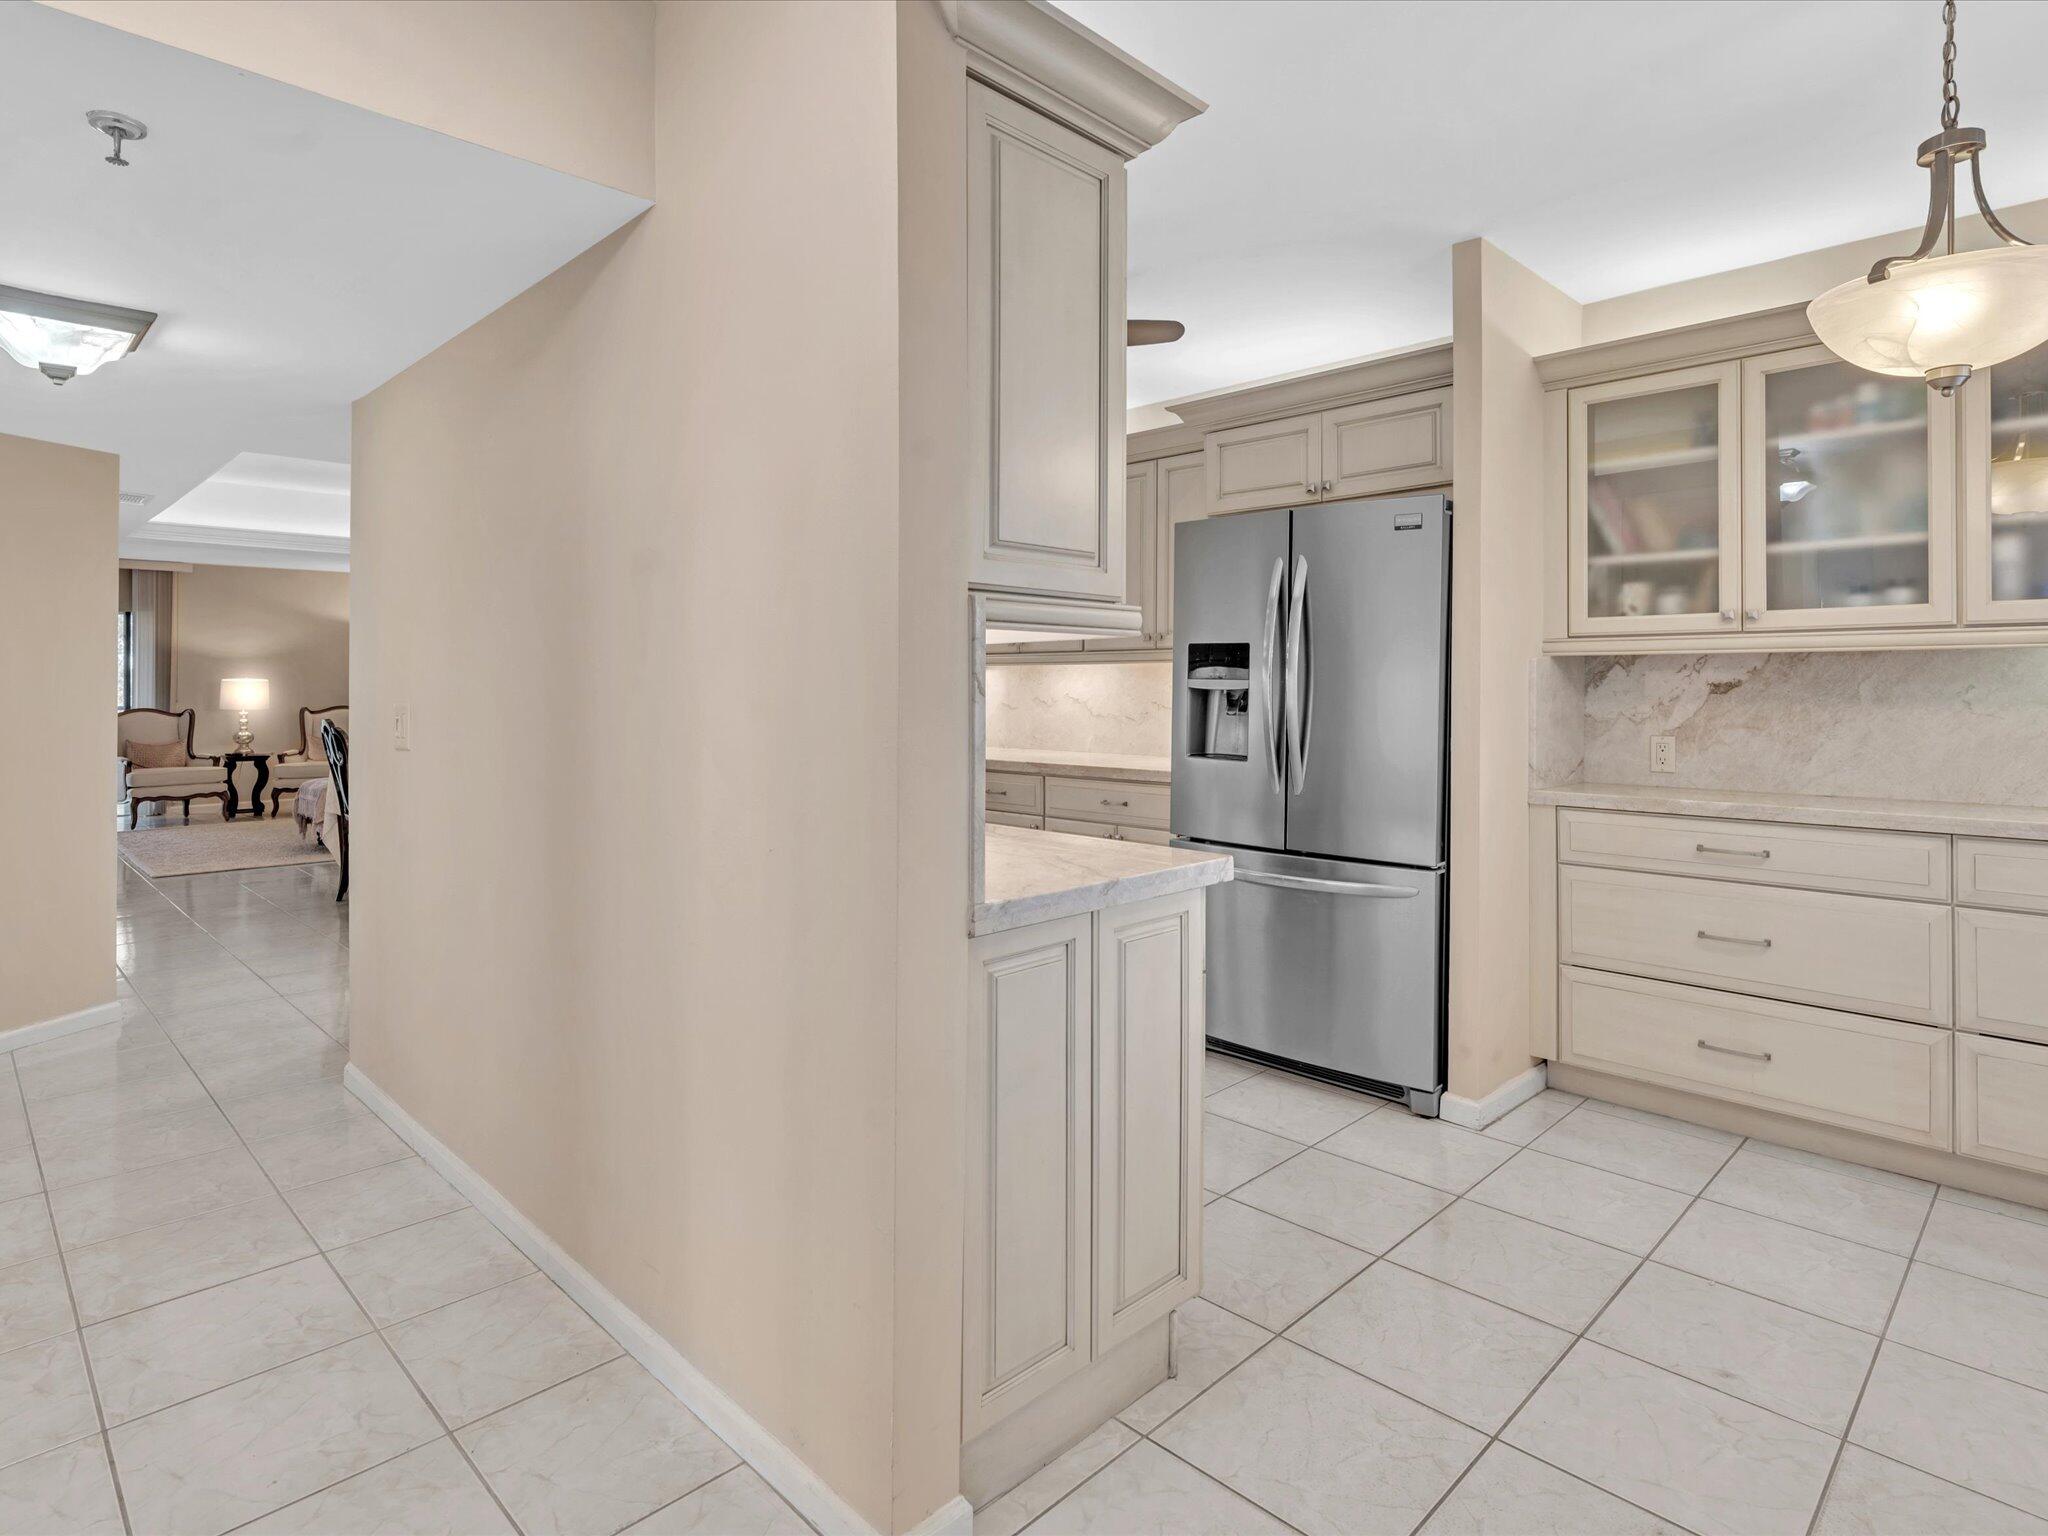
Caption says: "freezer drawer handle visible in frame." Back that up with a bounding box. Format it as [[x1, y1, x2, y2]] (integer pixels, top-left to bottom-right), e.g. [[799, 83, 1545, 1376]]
[[1237, 869, 1420, 899], [1695, 843, 1770, 860], [1697, 1039, 1773, 1064], [1697, 929, 1773, 949]]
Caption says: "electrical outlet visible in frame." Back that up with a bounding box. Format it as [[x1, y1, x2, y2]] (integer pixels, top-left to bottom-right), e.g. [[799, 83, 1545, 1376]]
[[393, 705, 412, 752], [1651, 734, 1676, 774]]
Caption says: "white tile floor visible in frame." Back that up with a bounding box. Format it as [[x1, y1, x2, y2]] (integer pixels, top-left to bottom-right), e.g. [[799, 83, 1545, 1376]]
[[978, 1056, 2048, 1536], [0, 859, 811, 1536]]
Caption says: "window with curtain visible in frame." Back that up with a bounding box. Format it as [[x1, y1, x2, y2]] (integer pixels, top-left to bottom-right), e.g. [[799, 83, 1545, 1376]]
[[117, 611, 133, 709]]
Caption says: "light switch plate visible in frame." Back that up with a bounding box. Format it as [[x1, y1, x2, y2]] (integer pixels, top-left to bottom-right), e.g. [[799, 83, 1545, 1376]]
[[393, 705, 412, 752], [1651, 734, 1676, 774]]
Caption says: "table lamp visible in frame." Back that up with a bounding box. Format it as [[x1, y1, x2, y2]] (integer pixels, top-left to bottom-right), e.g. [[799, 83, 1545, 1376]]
[[219, 677, 269, 753]]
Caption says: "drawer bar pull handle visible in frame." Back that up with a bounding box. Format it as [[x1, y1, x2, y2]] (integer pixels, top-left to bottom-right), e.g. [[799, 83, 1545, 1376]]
[[1101, 798, 1130, 808], [1697, 1039, 1773, 1064], [1696, 843, 1770, 859], [989, 789, 1008, 798], [1697, 929, 1773, 948]]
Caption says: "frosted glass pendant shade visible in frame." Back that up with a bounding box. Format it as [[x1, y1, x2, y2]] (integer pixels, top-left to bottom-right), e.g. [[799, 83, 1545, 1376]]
[[0, 312, 134, 379], [1807, 246, 2048, 388]]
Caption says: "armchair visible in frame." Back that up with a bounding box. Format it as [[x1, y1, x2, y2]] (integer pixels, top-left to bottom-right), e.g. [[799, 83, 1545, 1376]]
[[268, 704, 348, 817], [118, 708, 230, 827]]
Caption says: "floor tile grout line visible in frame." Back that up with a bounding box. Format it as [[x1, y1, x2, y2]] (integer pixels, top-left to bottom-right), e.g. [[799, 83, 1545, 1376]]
[[12, 984, 140, 1534], [1836, 1440, 2048, 1528], [109, 893, 535, 1536], [1400, 1127, 1743, 1536], [1802, 1185, 1940, 1536], [117, 864, 744, 1536]]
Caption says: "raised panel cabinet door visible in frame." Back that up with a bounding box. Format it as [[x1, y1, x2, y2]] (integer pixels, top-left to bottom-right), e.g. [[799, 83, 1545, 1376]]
[[966, 81, 1128, 600], [1740, 345, 1956, 631], [963, 914, 1093, 1437], [1321, 388, 1453, 498], [1206, 413, 1321, 515], [1567, 363, 1742, 638], [1956, 1031, 2048, 1175], [1094, 891, 1204, 1354], [1088, 461, 1158, 649], [1155, 449, 1208, 645], [1960, 337, 2048, 624]]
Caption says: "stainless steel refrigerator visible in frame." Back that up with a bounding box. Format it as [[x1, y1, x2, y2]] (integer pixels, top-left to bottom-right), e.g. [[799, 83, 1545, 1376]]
[[1172, 492, 1449, 1114]]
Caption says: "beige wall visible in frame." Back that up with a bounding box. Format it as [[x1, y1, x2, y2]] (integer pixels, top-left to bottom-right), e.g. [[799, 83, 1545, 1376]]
[[42, 0, 655, 195], [169, 565, 348, 756], [1, 434, 117, 1037], [1446, 241, 1582, 1103], [350, 4, 965, 1529]]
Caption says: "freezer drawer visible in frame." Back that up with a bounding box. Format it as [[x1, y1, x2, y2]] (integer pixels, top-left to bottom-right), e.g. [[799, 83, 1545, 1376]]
[[1200, 845, 1442, 1099]]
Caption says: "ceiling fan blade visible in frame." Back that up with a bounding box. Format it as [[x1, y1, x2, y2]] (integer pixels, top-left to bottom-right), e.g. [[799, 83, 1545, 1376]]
[[1126, 319, 1185, 347]]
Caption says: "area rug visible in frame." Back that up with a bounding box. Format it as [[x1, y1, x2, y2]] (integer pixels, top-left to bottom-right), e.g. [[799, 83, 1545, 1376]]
[[118, 817, 332, 878]]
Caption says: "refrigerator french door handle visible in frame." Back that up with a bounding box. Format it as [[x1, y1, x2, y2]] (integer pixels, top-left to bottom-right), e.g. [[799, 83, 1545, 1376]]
[[1261, 556, 1286, 793], [1235, 869, 1421, 899], [1286, 555, 1310, 794]]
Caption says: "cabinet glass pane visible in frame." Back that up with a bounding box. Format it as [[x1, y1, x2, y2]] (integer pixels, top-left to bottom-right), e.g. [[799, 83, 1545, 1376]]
[[1584, 383, 1722, 619], [1988, 342, 2048, 604], [1762, 361, 1929, 613]]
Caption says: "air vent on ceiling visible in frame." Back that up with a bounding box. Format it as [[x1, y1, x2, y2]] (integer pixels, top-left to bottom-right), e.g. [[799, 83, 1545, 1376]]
[[118, 492, 152, 507]]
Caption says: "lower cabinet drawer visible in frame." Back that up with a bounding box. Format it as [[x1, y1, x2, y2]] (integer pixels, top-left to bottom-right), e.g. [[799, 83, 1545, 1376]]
[[1045, 776, 1171, 829], [1956, 837, 2048, 915], [987, 810, 1045, 830], [1957, 907, 2048, 1045], [1561, 865, 1953, 1025], [1558, 809, 1950, 901], [985, 772, 1044, 816], [1046, 817, 1113, 839], [1956, 1032, 2048, 1175], [1561, 967, 1954, 1149]]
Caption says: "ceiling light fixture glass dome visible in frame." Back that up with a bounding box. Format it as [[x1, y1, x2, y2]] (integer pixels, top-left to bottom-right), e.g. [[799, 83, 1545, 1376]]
[[1807, 1, 2048, 396]]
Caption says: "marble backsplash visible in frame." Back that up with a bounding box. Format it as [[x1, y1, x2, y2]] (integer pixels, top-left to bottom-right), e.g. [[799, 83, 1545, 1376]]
[[1533, 650, 2048, 807], [985, 660, 1172, 757]]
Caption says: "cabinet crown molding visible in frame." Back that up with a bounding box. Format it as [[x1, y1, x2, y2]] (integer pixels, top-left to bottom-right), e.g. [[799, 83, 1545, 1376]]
[[942, 0, 1205, 160], [1164, 343, 1453, 431], [1537, 302, 1817, 391]]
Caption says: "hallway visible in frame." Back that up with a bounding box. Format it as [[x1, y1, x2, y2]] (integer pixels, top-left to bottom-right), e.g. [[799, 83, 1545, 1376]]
[[0, 861, 808, 1535]]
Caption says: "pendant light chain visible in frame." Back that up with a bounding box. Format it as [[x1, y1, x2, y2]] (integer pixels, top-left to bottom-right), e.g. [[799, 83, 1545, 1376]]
[[1940, 0, 1960, 131]]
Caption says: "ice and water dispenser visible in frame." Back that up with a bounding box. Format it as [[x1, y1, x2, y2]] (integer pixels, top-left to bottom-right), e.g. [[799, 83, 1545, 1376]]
[[1184, 642, 1251, 760]]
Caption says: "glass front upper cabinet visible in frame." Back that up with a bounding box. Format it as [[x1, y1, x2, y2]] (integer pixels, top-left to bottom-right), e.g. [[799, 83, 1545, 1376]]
[[1740, 345, 1955, 630], [1567, 362, 1742, 636], [1963, 337, 2048, 624]]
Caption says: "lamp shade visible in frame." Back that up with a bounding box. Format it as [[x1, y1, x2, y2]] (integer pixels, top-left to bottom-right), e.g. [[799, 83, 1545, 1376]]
[[219, 677, 270, 710], [1807, 246, 2048, 387]]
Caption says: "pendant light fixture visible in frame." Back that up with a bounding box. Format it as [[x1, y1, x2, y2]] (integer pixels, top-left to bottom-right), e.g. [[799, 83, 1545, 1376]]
[[1991, 389, 2048, 516], [1807, 1, 2048, 395]]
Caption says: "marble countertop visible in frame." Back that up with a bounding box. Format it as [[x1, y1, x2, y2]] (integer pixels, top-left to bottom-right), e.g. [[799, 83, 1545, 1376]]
[[985, 748, 1171, 784], [1531, 781, 2048, 841], [974, 824, 1231, 936]]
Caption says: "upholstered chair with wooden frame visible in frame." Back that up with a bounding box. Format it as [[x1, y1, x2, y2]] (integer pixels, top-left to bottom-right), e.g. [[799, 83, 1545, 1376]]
[[118, 707, 229, 827], [268, 704, 348, 816]]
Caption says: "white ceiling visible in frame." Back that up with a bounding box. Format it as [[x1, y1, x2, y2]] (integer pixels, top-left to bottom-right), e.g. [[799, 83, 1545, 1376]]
[[0, 1, 648, 558], [126, 452, 350, 571], [1054, 0, 2048, 410]]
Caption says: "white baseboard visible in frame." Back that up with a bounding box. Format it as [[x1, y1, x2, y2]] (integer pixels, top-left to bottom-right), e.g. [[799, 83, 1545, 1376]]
[[0, 999, 123, 1054], [344, 1063, 940, 1536], [905, 1496, 973, 1536], [1439, 1062, 1547, 1130]]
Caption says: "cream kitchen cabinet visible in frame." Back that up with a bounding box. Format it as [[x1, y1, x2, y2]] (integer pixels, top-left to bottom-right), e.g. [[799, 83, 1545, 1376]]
[[1535, 303, 2048, 652], [1154, 449, 1208, 645], [1206, 389, 1452, 516], [1088, 461, 1158, 651], [963, 891, 1204, 1437], [966, 81, 1128, 602], [1961, 336, 2048, 625]]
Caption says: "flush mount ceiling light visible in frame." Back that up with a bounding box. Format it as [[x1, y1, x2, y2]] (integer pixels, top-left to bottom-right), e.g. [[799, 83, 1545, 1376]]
[[0, 284, 156, 385], [1807, 1, 2048, 396]]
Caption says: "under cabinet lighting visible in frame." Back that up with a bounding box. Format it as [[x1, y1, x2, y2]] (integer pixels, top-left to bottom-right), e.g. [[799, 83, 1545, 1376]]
[[0, 284, 156, 384]]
